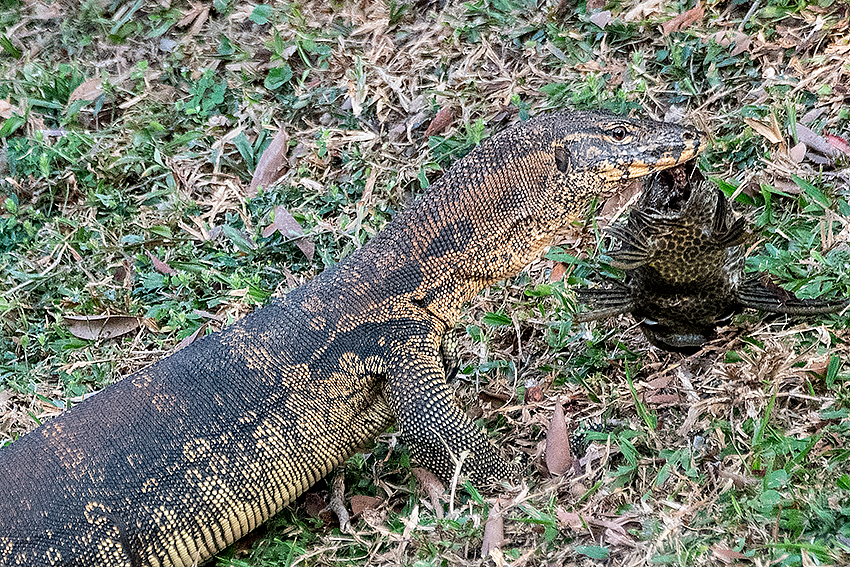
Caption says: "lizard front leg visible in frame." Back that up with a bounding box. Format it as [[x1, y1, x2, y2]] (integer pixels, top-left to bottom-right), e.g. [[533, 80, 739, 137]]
[[384, 348, 518, 486]]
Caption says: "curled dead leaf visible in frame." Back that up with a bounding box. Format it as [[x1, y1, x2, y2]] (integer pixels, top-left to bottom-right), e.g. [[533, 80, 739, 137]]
[[262, 205, 315, 260], [545, 401, 571, 476], [424, 106, 455, 138], [249, 127, 290, 197], [803, 355, 830, 377], [68, 78, 104, 104], [744, 117, 783, 145], [788, 142, 807, 164], [601, 178, 642, 220], [145, 250, 177, 275], [350, 494, 382, 518], [549, 262, 567, 283], [524, 384, 544, 404], [796, 123, 838, 162], [303, 492, 327, 518], [64, 314, 140, 341], [0, 99, 19, 120], [481, 503, 504, 558], [329, 474, 351, 533], [556, 506, 584, 530], [112, 259, 134, 287], [662, 3, 704, 35], [412, 467, 445, 519]]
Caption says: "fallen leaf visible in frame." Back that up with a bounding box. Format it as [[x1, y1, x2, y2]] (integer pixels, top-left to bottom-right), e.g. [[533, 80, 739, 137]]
[[601, 178, 642, 218], [804, 355, 830, 377], [361, 508, 404, 541], [249, 127, 290, 197], [288, 141, 309, 168], [711, 545, 748, 563], [788, 142, 807, 163], [64, 314, 140, 341], [587, 514, 638, 547], [646, 393, 679, 406], [826, 134, 850, 157], [800, 107, 827, 125], [112, 259, 134, 286], [645, 373, 674, 389], [412, 468, 445, 519], [187, 5, 209, 36], [740, 179, 760, 199], [524, 385, 544, 404], [589, 10, 612, 29], [175, 325, 205, 351], [717, 468, 759, 489], [545, 401, 571, 476], [262, 204, 314, 260], [32, 1, 62, 19], [478, 390, 510, 407], [729, 32, 751, 57], [279, 45, 298, 60], [145, 250, 177, 275], [303, 492, 327, 518], [350, 495, 382, 517], [0, 99, 18, 119], [481, 503, 504, 558], [773, 179, 802, 195], [68, 78, 104, 103], [556, 507, 584, 530], [796, 123, 838, 161], [550, 262, 567, 282], [744, 117, 783, 145], [176, 2, 205, 27], [358, 167, 378, 208], [623, 0, 665, 22], [424, 106, 454, 138], [662, 3, 704, 35]]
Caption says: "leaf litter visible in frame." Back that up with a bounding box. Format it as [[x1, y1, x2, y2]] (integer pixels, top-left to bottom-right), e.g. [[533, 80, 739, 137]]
[[1, 0, 849, 566]]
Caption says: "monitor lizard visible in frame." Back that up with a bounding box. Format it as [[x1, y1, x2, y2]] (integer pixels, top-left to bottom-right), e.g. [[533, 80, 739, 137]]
[[0, 111, 705, 567]]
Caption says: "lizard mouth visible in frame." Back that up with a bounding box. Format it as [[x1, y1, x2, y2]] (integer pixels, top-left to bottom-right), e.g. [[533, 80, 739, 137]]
[[608, 127, 708, 181], [642, 159, 704, 213]]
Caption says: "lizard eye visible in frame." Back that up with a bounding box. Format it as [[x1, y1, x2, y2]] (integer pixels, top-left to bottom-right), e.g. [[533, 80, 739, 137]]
[[611, 126, 627, 141]]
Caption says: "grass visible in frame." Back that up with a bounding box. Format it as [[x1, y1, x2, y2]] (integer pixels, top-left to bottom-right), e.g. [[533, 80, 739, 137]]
[[1, 0, 850, 565]]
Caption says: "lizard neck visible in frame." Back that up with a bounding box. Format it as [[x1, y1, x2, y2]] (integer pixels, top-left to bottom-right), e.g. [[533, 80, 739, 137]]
[[306, 111, 704, 330], [362, 161, 567, 325]]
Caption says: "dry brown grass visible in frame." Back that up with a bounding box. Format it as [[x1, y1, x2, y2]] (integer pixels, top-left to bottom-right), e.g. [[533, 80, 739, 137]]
[[1, 0, 849, 565]]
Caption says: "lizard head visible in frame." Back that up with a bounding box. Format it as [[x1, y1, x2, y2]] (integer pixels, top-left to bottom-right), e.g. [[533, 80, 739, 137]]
[[542, 111, 707, 220], [551, 111, 706, 179]]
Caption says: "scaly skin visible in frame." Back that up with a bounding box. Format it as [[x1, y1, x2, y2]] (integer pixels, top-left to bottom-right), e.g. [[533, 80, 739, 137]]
[[578, 163, 847, 350], [0, 111, 704, 566]]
